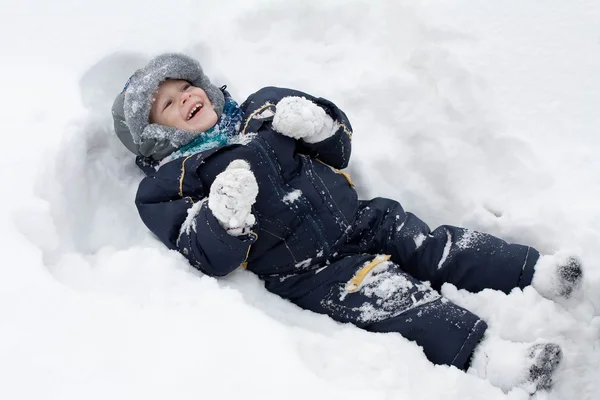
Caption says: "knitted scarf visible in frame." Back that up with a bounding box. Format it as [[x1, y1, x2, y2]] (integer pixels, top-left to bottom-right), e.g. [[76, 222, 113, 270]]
[[159, 94, 243, 166]]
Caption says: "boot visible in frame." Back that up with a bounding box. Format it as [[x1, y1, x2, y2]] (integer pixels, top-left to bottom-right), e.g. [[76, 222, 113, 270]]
[[532, 253, 583, 301], [468, 335, 563, 393]]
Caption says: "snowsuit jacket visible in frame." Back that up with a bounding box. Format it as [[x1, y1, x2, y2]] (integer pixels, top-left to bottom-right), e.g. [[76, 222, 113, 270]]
[[135, 87, 540, 369]]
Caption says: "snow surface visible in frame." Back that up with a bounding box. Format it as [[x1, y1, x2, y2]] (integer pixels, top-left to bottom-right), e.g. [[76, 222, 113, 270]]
[[2, 0, 600, 399]]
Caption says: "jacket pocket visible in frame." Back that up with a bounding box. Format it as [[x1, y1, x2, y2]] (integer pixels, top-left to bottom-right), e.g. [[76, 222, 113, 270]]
[[345, 254, 391, 293]]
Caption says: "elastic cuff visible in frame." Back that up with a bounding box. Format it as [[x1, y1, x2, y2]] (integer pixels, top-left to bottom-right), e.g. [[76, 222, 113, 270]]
[[204, 204, 258, 248], [451, 319, 488, 370], [518, 246, 540, 289]]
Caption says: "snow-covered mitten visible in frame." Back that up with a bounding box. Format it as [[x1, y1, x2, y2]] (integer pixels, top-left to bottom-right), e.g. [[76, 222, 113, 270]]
[[468, 335, 563, 394], [272, 96, 338, 143], [531, 252, 583, 301], [208, 160, 259, 236]]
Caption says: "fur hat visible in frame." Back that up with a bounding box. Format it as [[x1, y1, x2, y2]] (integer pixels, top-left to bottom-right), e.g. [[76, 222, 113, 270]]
[[111, 53, 225, 160]]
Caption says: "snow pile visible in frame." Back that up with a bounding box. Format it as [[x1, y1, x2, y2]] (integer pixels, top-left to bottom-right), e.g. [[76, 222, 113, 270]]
[[2, 0, 599, 399]]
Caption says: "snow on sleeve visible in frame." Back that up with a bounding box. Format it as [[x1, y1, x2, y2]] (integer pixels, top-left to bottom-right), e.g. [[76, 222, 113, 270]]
[[283, 189, 303, 205], [178, 198, 207, 240]]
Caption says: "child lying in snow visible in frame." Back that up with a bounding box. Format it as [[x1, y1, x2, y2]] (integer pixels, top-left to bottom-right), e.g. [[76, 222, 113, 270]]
[[112, 53, 583, 393]]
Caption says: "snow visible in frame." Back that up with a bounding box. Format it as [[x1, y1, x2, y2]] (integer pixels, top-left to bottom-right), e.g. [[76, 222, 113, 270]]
[[1, 0, 600, 399], [438, 229, 453, 270], [283, 189, 303, 204], [179, 199, 206, 238]]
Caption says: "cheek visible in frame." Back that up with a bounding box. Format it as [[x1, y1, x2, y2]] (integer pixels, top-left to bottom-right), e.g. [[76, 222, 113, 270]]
[[173, 109, 186, 122]]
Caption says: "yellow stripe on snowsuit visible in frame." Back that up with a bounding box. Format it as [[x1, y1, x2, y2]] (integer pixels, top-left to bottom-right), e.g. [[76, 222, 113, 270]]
[[241, 232, 259, 269], [179, 155, 195, 198], [345, 255, 392, 293], [315, 159, 355, 187], [242, 103, 275, 136]]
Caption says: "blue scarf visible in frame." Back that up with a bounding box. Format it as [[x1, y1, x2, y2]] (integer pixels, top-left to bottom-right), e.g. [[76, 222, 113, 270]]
[[160, 94, 243, 165]]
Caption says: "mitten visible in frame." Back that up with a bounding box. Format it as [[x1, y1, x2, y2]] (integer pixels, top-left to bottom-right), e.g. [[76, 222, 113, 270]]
[[272, 96, 337, 143], [208, 160, 259, 236]]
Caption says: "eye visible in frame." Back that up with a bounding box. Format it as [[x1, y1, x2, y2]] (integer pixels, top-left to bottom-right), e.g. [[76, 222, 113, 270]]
[[183, 83, 191, 90], [163, 100, 172, 110]]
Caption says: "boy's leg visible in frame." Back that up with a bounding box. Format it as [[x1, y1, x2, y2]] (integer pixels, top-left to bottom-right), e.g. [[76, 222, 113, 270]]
[[292, 256, 487, 369], [346, 198, 539, 293]]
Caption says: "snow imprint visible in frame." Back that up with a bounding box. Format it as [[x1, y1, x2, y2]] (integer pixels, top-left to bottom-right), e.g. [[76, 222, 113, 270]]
[[295, 258, 313, 270]]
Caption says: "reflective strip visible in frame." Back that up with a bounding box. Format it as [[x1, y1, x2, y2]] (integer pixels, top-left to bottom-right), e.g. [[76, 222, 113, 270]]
[[338, 122, 352, 140], [241, 232, 259, 269], [179, 155, 195, 198], [345, 255, 391, 293], [242, 103, 275, 135], [336, 169, 355, 187], [315, 159, 355, 187]]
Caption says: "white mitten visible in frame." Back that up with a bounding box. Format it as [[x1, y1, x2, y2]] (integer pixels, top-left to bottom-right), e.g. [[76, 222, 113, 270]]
[[208, 160, 259, 236], [272, 96, 337, 143]]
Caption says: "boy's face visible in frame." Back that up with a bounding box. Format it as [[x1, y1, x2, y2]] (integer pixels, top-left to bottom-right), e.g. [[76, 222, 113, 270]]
[[149, 79, 218, 132]]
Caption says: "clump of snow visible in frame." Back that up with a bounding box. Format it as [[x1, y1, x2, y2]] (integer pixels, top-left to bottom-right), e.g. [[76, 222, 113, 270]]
[[179, 198, 206, 238], [438, 229, 453, 270], [283, 189, 303, 205], [414, 232, 426, 248]]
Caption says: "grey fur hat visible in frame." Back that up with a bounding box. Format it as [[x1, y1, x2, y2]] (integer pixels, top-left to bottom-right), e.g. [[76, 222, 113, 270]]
[[111, 53, 225, 160]]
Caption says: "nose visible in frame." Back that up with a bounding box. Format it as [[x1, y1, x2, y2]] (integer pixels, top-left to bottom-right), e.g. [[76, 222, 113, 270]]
[[179, 91, 191, 106]]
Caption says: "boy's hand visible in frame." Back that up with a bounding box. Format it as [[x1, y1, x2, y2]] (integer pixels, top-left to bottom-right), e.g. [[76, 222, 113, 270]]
[[208, 160, 259, 236], [272, 96, 337, 143]]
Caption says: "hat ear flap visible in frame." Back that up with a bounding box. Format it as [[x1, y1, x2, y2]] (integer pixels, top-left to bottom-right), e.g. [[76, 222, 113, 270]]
[[137, 137, 177, 161], [112, 91, 141, 156]]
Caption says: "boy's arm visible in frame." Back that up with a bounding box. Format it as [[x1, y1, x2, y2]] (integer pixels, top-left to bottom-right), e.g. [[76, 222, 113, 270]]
[[136, 175, 257, 277], [241, 87, 353, 169]]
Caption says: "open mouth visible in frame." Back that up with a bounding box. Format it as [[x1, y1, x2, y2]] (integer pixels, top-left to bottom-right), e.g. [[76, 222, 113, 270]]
[[187, 103, 203, 120]]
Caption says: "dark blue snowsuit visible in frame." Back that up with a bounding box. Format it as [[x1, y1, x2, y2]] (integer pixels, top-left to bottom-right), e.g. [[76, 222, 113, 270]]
[[135, 87, 540, 370]]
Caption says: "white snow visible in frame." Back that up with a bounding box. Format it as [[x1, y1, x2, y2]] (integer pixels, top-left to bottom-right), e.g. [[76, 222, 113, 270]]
[[283, 189, 303, 205], [2, 0, 600, 399], [179, 199, 206, 238], [438, 229, 453, 270], [414, 232, 426, 249]]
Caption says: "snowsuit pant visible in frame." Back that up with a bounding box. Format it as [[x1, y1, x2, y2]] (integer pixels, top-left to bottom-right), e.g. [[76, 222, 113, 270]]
[[292, 197, 540, 370]]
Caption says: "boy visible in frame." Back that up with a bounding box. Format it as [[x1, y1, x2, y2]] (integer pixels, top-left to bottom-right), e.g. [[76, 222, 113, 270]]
[[112, 53, 583, 393]]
